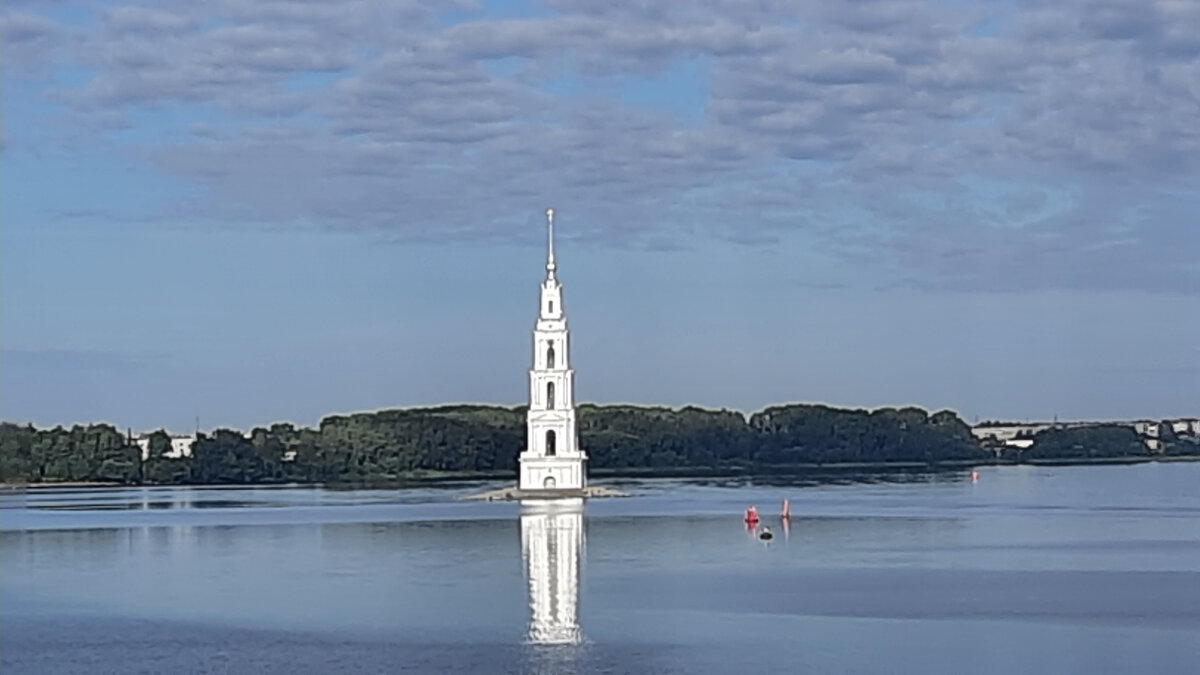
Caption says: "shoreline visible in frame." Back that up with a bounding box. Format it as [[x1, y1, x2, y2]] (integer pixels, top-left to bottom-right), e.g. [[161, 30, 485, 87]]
[[3, 455, 1199, 490], [0, 481, 124, 491], [459, 485, 630, 501]]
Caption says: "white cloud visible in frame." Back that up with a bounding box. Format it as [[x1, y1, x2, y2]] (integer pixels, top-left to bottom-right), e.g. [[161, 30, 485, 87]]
[[8, 0, 1199, 293]]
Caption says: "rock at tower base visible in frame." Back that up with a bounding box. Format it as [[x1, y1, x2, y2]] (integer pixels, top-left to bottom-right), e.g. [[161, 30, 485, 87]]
[[462, 484, 627, 501]]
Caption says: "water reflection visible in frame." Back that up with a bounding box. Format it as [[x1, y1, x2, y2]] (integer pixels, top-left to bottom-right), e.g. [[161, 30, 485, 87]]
[[520, 498, 584, 646]]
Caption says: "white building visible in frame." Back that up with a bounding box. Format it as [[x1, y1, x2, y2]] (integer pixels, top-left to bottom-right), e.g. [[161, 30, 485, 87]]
[[518, 208, 588, 492], [1169, 419, 1200, 436], [971, 423, 1054, 444], [1133, 421, 1161, 438], [135, 434, 196, 461], [520, 498, 584, 645]]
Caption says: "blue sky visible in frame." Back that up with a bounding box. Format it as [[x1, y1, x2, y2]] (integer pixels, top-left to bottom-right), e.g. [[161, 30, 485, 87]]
[[3, 0, 1198, 432]]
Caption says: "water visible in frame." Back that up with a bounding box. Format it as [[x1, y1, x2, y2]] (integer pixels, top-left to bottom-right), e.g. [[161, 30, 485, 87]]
[[3, 463, 1199, 674]]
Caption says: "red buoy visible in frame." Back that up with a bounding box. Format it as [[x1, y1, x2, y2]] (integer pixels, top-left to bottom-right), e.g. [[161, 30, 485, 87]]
[[745, 505, 760, 524]]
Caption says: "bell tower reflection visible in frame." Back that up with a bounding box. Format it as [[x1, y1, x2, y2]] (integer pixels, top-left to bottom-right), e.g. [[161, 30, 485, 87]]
[[519, 498, 584, 645]]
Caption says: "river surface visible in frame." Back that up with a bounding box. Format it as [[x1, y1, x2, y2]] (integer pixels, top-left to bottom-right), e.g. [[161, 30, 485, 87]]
[[3, 463, 1199, 674]]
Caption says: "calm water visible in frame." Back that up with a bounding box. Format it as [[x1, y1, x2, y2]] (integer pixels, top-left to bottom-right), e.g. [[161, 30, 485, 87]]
[[3, 464, 1199, 674]]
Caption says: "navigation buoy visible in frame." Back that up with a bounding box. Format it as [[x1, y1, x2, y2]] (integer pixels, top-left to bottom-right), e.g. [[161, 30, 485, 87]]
[[970, 470, 980, 482], [781, 498, 790, 519], [759, 527, 774, 541], [745, 505, 760, 525]]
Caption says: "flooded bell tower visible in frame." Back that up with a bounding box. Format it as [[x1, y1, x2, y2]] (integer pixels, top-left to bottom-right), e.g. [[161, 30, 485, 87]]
[[518, 208, 588, 492]]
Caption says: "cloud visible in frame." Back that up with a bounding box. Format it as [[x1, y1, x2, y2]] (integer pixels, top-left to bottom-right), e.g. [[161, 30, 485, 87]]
[[8, 0, 1200, 294], [1, 9, 67, 74], [102, 6, 197, 35]]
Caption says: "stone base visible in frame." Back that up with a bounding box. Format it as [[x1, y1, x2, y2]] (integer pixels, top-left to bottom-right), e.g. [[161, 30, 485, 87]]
[[518, 455, 588, 492], [512, 488, 589, 500], [462, 485, 628, 501]]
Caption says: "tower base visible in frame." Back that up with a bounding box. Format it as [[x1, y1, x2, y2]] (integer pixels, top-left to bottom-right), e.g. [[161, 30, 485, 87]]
[[518, 454, 587, 492]]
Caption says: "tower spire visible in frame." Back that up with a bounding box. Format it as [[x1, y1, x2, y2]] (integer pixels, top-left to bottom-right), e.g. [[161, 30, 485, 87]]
[[546, 207, 556, 279]]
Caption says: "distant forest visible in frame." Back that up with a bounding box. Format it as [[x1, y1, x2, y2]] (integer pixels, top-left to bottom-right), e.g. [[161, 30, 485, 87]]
[[1, 404, 1195, 486]]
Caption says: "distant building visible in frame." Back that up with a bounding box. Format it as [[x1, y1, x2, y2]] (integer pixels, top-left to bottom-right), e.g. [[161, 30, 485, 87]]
[[1132, 421, 1161, 438], [972, 416, 1197, 453], [1169, 419, 1200, 436], [971, 423, 1055, 444], [134, 434, 197, 461]]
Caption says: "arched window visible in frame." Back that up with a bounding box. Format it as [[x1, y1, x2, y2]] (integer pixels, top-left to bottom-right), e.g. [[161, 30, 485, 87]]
[[545, 430, 557, 456], [546, 343, 556, 369], [547, 382, 555, 409], [549, 300, 554, 314]]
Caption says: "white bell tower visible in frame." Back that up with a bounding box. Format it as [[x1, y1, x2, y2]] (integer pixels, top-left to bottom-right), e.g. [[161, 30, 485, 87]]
[[518, 208, 588, 492]]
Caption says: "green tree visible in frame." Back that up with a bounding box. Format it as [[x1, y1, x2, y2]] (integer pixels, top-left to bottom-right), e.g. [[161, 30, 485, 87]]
[[1027, 425, 1146, 459]]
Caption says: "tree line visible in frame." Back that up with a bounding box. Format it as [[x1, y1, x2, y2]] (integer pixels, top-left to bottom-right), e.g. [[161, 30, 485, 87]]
[[0, 403, 1191, 485]]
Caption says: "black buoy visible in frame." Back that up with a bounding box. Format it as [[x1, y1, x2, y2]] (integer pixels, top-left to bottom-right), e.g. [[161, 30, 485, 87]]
[[759, 528, 774, 541]]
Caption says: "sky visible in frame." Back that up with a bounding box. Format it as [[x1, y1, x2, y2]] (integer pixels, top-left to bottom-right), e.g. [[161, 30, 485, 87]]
[[2, 0, 1198, 433]]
